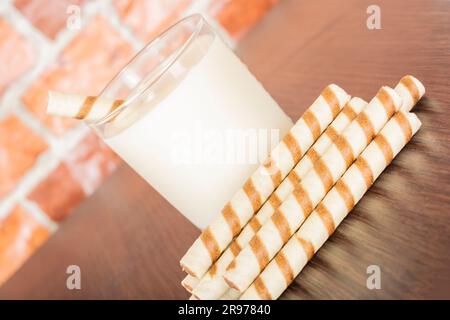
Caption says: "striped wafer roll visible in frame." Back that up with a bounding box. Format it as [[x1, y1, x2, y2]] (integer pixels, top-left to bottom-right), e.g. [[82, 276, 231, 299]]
[[180, 85, 350, 278], [191, 97, 366, 300], [223, 86, 403, 292], [240, 111, 422, 300], [395, 75, 425, 111], [181, 275, 199, 294], [47, 91, 124, 122]]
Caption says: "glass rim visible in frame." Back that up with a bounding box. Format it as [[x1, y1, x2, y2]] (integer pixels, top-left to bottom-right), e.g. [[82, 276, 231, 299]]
[[92, 13, 206, 127]]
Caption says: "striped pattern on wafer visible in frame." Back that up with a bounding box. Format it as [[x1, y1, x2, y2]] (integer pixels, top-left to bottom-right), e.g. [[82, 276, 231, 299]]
[[47, 91, 124, 122], [191, 97, 366, 300], [245, 98, 367, 241], [223, 86, 402, 292], [240, 111, 422, 300], [394, 75, 426, 111], [180, 85, 350, 279]]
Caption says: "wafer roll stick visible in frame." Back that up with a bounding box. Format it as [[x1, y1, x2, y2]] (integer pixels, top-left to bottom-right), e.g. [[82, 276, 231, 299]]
[[395, 75, 425, 111], [181, 275, 199, 294], [223, 86, 403, 292], [191, 97, 366, 300], [180, 85, 350, 278], [220, 288, 240, 300], [240, 111, 422, 300], [47, 91, 124, 122]]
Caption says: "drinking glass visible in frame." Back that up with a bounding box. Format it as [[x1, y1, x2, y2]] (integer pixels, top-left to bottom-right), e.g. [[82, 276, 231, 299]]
[[92, 14, 292, 229]]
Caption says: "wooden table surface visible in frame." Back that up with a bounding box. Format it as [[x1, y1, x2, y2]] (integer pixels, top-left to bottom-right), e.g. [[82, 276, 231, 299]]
[[1, 0, 449, 299]]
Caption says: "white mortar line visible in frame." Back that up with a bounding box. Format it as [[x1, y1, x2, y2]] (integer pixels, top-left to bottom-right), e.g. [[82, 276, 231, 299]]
[[184, 0, 212, 14], [100, 0, 145, 52], [0, 123, 90, 219], [19, 199, 59, 232], [13, 103, 61, 149], [0, 0, 98, 221], [0, 3, 52, 119], [51, 0, 105, 50], [0, 0, 94, 122]]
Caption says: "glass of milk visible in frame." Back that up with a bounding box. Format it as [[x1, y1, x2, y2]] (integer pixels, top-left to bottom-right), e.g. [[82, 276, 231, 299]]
[[92, 14, 292, 229]]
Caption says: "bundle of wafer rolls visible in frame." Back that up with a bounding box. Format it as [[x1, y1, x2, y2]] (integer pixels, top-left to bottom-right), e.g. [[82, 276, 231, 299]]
[[179, 75, 424, 300], [179, 84, 350, 278], [44, 75, 425, 300]]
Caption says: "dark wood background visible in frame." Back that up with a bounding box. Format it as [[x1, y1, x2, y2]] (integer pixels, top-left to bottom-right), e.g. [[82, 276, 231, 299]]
[[1, 0, 449, 299]]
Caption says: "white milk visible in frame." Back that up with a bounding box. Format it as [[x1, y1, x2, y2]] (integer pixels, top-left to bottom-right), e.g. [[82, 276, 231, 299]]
[[104, 35, 293, 229]]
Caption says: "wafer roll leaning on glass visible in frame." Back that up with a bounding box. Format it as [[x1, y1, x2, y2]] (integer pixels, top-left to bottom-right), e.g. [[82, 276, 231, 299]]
[[180, 85, 350, 278], [240, 111, 422, 300], [223, 86, 403, 292], [217, 75, 425, 299], [47, 91, 124, 122], [191, 97, 366, 299]]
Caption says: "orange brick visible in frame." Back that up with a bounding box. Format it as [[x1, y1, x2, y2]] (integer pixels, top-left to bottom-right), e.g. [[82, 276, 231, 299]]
[[28, 133, 121, 222], [28, 163, 85, 222], [22, 16, 134, 135], [0, 115, 48, 199], [0, 205, 50, 286], [14, 0, 85, 39], [0, 19, 35, 95], [209, 0, 280, 39], [114, 0, 192, 42]]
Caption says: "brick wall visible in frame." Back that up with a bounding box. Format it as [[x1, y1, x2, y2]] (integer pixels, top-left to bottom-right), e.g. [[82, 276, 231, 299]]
[[0, 0, 280, 286]]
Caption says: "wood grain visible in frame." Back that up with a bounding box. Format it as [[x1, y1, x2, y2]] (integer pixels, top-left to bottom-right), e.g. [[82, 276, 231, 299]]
[[1, 0, 449, 299]]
